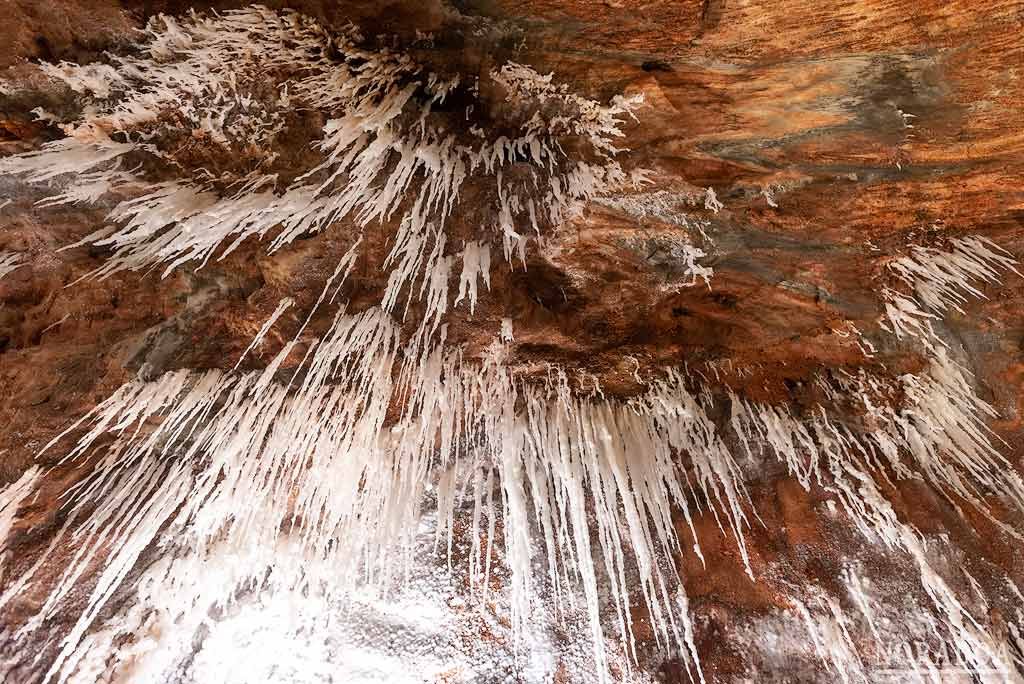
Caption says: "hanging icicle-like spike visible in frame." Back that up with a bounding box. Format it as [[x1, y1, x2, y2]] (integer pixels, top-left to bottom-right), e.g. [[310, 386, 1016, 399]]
[[889, 236, 1021, 317], [9, 262, 1024, 683], [1, 6, 641, 316], [0, 467, 41, 572], [0, 252, 28, 280], [881, 235, 1021, 346], [729, 362, 1024, 681], [2, 301, 783, 683], [454, 240, 491, 315], [8, 295, 1024, 682]]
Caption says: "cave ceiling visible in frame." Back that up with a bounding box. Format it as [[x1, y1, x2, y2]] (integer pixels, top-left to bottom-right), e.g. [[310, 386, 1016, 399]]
[[1, 1, 1023, 682]]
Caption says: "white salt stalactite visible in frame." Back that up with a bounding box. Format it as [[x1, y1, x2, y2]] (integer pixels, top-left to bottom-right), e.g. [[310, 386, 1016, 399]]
[[0, 252, 27, 279], [1, 7, 642, 299], [843, 567, 883, 649], [732, 366, 1024, 682], [13, 270, 1024, 683], [889, 236, 1021, 316], [882, 235, 1020, 347], [5, 306, 738, 683], [454, 240, 491, 315], [792, 595, 865, 684], [0, 467, 41, 575]]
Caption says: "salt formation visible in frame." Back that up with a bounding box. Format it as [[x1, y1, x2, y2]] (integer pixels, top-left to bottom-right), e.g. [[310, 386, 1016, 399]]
[[696, 234, 1024, 680], [0, 7, 683, 683], [732, 292, 1024, 680], [792, 595, 864, 684], [0, 6, 642, 283], [595, 189, 714, 241], [2, 310, 744, 682], [668, 242, 713, 289], [1, 5, 1023, 684], [9, 309, 1023, 682], [0, 467, 40, 573], [732, 359, 1024, 680], [889, 236, 1020, 316], [0, 252, 26, 279], [882, 236, 1021, 345]]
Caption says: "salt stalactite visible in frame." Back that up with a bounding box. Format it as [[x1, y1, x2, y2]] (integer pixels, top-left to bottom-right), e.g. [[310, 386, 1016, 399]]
[[0, 6, 641, 296], [4, 255, 1023, 682], [0, 22, 661, 679], [792, 595, 865, 684], [641, 370, 754, 578], [801, 235, 1024, 543], [0, 135, 136, 186], [842, 567, 883, 649], [703, 187, 723, 213], [673, 243, 714, 289], [731, 359, 1024, 681], [0, 252, 27, 279], [500, 317, 515, 343], [882, 235, 1021, 344], [454, 240, 491, 315], [889, 236, 1021, 316], [0, 467, 41, 573], [880, 287, 940, 347], [0, 298, 777, 683], [1009, 580, 1024, 675], [6, 297, 1024, 681], [871, 351, 1024, 535]]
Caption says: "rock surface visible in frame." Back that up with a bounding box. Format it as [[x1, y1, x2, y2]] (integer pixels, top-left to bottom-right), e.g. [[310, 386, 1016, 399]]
[[1, 1, 1023, 682]]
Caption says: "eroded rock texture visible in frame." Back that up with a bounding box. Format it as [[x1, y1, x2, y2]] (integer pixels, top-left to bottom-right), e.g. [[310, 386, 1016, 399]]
[[1, 1, 1023, 682]]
